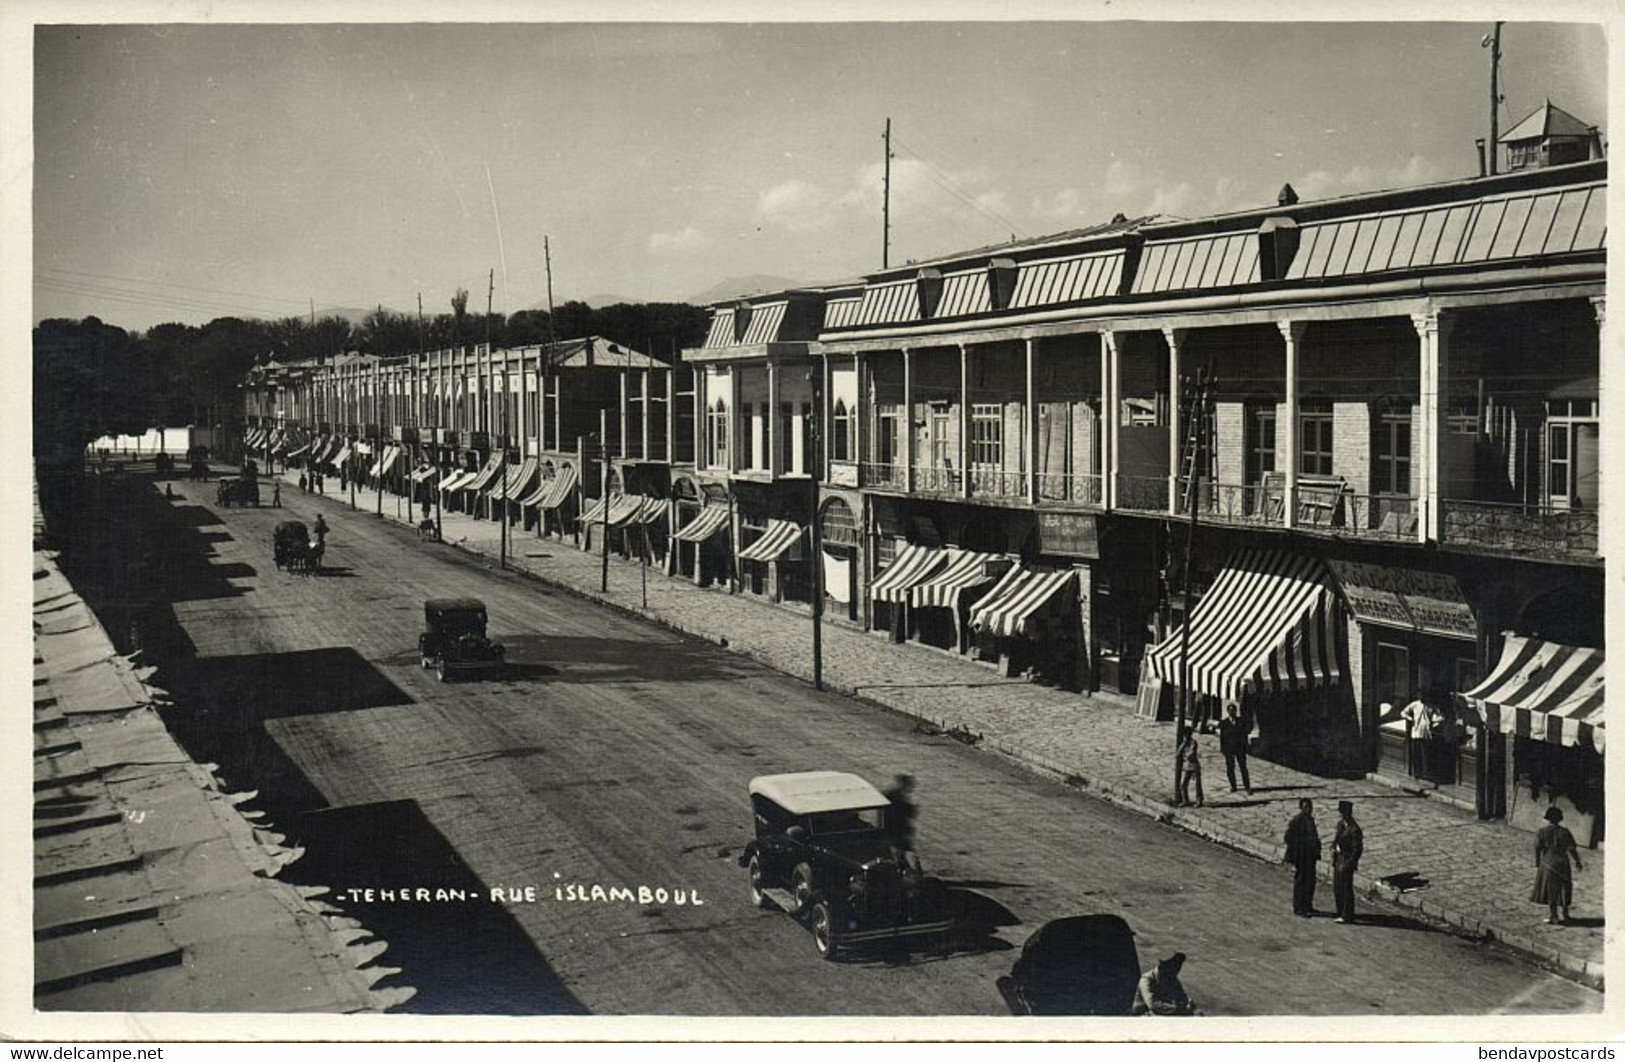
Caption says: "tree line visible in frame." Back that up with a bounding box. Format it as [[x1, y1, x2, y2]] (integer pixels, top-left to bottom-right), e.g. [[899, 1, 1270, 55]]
[[34, 299, 711, 463]]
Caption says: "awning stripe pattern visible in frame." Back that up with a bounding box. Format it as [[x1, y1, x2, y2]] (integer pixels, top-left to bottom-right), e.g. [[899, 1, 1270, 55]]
[[523, 464, 578, 510], [463, 454, 506, 493], [738, 519, 803, 562], [409, 464, 439, 483], [672, 506, 730, 543], [490, 457, 539, 501], [1457, 636, 1605, 753], [969, 567, 1078, 638], [869, 543, 947, 603], [909, 550, 1009, 610], [578, 496, 611, 525], [439, 469, 477, 493], [1143, 549, 1341, 703]]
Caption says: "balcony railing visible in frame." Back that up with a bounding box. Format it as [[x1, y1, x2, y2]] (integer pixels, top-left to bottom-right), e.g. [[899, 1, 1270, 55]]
[[1173, 480, 1278, 526], [1334, 494, 1418, 541], [914, 465, 964, 495], [861, 462, 907, 490], [968, 467, 1024, 499], [1117, 474, 1171, 514], [1442, 499, 1599, 559], [1037, 472, 1104, 507]]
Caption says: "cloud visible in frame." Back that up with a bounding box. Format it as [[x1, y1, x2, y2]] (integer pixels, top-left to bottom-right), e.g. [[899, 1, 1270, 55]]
[[647, 227, 708, 254], [755, 179, 830, 232]]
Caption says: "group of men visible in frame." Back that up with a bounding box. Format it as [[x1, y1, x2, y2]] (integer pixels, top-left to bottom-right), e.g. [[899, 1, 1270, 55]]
[[1285, 797, 1364, 923]]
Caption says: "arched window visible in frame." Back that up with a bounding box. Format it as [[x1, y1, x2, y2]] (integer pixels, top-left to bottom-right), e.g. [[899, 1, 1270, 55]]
[[707, 398, 729, 468], [820, 496, 858, 547], [831, 399, 852, 462]]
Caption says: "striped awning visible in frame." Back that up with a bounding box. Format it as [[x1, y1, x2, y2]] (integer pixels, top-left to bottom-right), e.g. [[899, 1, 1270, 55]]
[[1457, 636, 1605, 753], [522, 464, 579, 510], [333, 443, 353, 467], [869, 543, 948, 603], [579, 496, 611, 525], [1144, 549, 1342, 703], [491, 457, 539, 502], [606, 494, 646, 526], [379, 446, 401, 477], [738, 519, 804, 563], [245, 429, 264, 449], [615, 495, 666, 526], [672, 506, 730, 543], [463, 454, 505, 493], [969, 567, 1078, 639], [439, 469, 478, 493], [909, 550, 1010, 610], [410, 464, 439, 483]]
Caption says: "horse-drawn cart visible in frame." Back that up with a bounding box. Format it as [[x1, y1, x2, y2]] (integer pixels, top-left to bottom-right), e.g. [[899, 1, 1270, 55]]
[[273, 520, 322, 574]]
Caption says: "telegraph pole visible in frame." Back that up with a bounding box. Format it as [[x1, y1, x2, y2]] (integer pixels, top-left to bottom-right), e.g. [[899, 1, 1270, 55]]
[[600, 410, 611, 592], [882, 118, 893, 269], [1486, 22, 1504, 176]]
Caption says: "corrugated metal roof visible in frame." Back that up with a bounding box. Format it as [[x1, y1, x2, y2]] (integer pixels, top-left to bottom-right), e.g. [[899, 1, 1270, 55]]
[[1014, 249, 1127, 307], [1284, 182, 1605, 282]]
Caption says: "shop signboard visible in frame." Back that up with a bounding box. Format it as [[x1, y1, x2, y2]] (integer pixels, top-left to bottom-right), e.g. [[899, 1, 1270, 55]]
[[1327, 560, 1476, 641], [1037, 511, 1100, 559]]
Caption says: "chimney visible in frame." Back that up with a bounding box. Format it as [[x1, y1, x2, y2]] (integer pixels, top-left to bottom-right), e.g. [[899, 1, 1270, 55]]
[[1475, 138, 1487, 177], [1277, 183, 1299, 207]]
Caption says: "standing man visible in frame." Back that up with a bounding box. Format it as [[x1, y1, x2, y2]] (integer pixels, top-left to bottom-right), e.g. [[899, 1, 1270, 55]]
[[1218, 702, 1252, 794], [883, 773, 920, 873], [1284, 798, 1321, 917], [1332, 800, 1363, 924], [1176, 729, 1204, 808], [1402, 691, 1441, 783]]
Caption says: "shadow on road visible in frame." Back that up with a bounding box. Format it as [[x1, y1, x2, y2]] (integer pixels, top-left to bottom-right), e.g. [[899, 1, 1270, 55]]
[[513, 633, 758, 684], [1344, 912, 1437, 933], [288, 799, 587, 1015]]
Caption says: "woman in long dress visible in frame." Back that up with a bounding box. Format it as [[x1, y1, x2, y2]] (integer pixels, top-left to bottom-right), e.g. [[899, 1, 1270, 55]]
[[1530, 806, 1583, 925]]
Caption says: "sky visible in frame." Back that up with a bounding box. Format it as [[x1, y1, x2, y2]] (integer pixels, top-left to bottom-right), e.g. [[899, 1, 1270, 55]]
[[29, 17, 1609, 332]]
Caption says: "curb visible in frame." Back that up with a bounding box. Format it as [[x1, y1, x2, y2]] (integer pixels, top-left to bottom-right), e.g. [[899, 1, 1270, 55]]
[[410, 510, 1605, 993]]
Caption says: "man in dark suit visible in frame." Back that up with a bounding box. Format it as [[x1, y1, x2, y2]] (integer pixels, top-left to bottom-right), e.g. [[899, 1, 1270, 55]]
[[1284, 798, 1321, 917], [1333, 800, 1364, 924], [1217, 702, 1252, 794]]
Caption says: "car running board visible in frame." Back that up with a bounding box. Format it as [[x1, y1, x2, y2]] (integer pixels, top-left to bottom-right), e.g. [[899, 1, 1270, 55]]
[[760, 888, 797, 910]]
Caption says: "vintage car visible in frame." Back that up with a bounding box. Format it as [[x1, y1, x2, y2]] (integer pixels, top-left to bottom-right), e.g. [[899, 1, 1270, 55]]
[[418, 597, 505, 682], [739, 771, 951, 961], [995, 914, 1143, 1016]]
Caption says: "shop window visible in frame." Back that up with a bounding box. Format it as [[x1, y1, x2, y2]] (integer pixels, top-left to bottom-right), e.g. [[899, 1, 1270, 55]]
[[970, 403, 1003, 468], [1376, 642, 1411, 708], [1300, 405, 1333, 476], [1375, 413, 1412, 496], [1245, 405, 1275, 486]]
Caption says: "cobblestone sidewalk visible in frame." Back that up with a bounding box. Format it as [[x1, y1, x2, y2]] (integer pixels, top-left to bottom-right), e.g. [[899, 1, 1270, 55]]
[[312, 479, 1605, 988]]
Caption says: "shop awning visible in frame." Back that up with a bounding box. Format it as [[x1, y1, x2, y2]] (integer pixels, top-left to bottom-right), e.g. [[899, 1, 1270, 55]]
[[628, 496, 667, 525], [738, 519, 804, 563], [1457, 636, 1605, 753], [522, 464, 579, 510], [463, 454, 505, 493], [380, 446, 402, 477], [491, 457, 539, 502], [439, 469, 478, 493], [672, 505, 730, 543], [287, 440, 313, 459], [605, 494, 665, 527], [869, 543, 948, 603], [1143, 549, 1342, 703], [969, 567, 1078, 639], [410, 464, 439, 483], [332, 443, 353, 467], [1327, 560, 1476, 641], [909, 550, 1010, 610], [579, 495, 612, 525]]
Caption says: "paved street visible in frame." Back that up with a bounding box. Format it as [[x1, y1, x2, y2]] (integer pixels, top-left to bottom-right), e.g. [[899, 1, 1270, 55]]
[[65, 475, 1600, 1017]]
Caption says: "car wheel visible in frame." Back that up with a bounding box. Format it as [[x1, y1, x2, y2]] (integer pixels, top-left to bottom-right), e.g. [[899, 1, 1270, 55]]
[[810, 900, 837, 961], [790, 864, 815, 914], [420, 655, 432, 670], [437, 661, 449, 683], [748, 856, 770, 909]]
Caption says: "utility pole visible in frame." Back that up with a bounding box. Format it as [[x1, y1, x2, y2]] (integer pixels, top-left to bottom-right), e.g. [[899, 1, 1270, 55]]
[[489, 267, 509, 570], [544, 235, 558, 455], [882, 117, 893, 269], [600, 410, 611, 593], [374, 351, 383, 519], [1486, 22, 1504, 176], [1175, 367, 1211, 800]]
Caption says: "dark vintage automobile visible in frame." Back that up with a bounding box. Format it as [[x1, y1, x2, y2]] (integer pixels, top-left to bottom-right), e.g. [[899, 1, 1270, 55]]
[[739, 771, 951, 961], [418, 597, 505, 682], [215, 476, 261, 507], [995, 915, 1143, 1016]]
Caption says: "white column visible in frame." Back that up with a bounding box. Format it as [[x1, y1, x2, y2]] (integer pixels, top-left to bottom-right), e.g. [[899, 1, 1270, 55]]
[[1101, 331, 1120, 510], [959, 343, 971, 498], [1593, 296, 1607, 552], [618, 371, 630, 460], [693, 367, 706, 468], [729, 367, 741, 474], [1412, 311, 1453, 544], [1164, 328, 1185, 514], [821, 355, 832, 483], [768, 360, 781, 476], [1025, 337, 1038, 504], [665, 366, 676, 465], [1279, 320, 1305, 530], [641, 369, 651, 461], [855, 354, 868, 481], [902, 347, 914, 492]]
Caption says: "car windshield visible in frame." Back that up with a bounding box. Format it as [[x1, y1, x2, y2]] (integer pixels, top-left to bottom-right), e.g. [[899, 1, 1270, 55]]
[[433, 611, 486, 635], [806, 807, 885, 835]]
